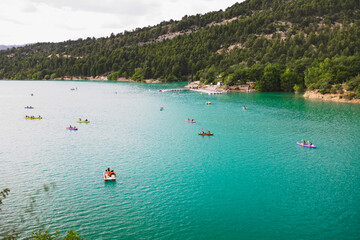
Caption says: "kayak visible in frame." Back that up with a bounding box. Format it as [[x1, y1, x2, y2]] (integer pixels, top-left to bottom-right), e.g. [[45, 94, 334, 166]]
[[296, 142, 316, 148], [185, 119, 196, 123], [77, 120, 90, 123], [66, 127, 78, 131], [242, 107, 248, 110], [25, 116, 42, 119], [25, 107, 34, 109], [198, 132, 214, 136], [103, 171, 116, 181], [206, 101, 212, 105]]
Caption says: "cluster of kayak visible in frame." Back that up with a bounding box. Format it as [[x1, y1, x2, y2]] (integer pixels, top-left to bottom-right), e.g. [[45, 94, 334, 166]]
[[184, 118, 213, 135], [24, 108, 89, 130], [24, 106, 41, 119], [67, 118, 90, 131]]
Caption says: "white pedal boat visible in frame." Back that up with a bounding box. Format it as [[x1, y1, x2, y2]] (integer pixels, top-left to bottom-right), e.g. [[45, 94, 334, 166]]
[[103, 171, 116, 181]]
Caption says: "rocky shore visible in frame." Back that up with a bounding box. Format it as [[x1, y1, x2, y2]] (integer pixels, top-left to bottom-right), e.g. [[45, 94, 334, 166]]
[[303, 90, 360, 104]]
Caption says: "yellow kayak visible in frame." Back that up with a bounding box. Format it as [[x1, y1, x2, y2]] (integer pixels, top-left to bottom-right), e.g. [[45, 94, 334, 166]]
[[25, 116, 42, 119], [77, 120, 90, 123]]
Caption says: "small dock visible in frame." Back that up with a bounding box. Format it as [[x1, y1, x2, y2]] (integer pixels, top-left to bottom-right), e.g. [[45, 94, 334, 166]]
[[189, 88, 228, 95], [158, 88, 187, 92]]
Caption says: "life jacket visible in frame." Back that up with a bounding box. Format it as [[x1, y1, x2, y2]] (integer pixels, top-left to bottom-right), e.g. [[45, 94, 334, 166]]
[[107, 170, 111, 176]]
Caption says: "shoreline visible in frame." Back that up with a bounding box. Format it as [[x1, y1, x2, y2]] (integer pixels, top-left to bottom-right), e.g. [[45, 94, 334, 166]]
[[2, 78, 359, 103], [303, 90, 360, 104]]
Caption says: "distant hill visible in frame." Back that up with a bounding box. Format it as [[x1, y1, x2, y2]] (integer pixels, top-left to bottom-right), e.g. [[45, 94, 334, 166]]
[[0, 44, 28, 50], [0, 0, 359, 95]]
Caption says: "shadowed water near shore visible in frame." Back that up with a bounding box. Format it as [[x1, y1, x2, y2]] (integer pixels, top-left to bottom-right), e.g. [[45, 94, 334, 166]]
[[0, 80, 359, 240]]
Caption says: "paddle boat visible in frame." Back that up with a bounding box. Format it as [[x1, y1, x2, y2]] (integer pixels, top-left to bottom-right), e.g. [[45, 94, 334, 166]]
[[206, 101, 212, 105], [77, 119, 90, 123], [296, 142, 316, 148], [25, 116, 42, 119], [198, 132, 214, 136], [103, 169, 116, 181], [66, 126, 78, 131], [25, 106, 34, 109], [185, 119, 196, 123]]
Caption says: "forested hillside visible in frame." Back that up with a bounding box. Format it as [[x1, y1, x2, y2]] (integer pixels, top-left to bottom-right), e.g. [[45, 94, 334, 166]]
[[1, 0, 360, 95]]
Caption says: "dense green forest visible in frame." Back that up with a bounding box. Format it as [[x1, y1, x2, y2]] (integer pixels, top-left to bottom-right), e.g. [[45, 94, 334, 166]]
[[1, 0, 360, 96]]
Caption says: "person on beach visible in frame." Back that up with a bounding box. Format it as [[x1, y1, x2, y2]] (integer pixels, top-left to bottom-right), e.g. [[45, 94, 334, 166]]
[[79, 118, 81, 121]]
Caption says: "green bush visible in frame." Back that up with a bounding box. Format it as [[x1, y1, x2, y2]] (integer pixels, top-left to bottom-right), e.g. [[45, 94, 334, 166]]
[[330, 88, 337, 94], [293, 84, 303, 92], [335, 84, 342, 90], [319, 89, 330, 94], [344, 92, 355, 100], [307, 83, 316, 90], [346, 75, 360, 91]]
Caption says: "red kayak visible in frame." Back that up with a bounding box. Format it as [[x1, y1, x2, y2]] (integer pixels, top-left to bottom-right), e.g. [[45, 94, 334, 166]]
[[198, 132, 214, 136]]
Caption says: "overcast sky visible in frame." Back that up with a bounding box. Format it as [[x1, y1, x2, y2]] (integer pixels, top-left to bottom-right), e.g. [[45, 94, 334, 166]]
[[0, 0, 242, 45]]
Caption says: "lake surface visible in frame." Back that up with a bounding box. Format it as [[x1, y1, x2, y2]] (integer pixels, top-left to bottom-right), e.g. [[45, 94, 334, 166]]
[[0, 80, 359, 240]]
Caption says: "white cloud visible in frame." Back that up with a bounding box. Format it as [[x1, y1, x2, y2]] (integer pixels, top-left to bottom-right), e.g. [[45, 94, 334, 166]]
[[0, 0, 242, 45]]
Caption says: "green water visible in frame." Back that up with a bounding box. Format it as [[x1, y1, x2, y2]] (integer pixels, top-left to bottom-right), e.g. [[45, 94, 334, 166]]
[[0, 80, 359, 239]]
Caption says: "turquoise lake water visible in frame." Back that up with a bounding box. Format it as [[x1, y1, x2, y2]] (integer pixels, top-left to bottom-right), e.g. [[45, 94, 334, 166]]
[[0, 80, 359, 239]]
